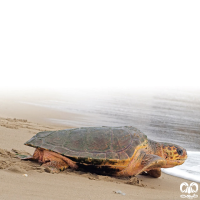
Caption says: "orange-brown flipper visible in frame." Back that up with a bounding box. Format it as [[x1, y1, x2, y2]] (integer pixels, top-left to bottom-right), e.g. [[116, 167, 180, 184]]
[[116, 150, 166, 178], [20, 148, 78, 173]]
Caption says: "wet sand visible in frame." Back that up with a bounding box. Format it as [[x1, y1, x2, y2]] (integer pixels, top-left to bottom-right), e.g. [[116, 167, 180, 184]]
[[0, 99, 194, 200]]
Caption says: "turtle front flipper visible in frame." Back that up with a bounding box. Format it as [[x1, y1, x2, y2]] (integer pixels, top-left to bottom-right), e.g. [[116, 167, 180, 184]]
[[145, 169, 161, 178], [116, 150, 166, 178]]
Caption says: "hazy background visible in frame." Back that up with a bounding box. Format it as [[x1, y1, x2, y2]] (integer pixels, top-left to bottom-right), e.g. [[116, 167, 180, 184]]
[[0, 51, 200, 90]]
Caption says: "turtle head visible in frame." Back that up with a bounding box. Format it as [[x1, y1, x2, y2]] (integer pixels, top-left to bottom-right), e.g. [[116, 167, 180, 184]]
[[161, 143, 187, 168]]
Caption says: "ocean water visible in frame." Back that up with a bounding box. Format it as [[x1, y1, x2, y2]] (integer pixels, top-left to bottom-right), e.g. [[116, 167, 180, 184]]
[[22, 89, 200, 182]]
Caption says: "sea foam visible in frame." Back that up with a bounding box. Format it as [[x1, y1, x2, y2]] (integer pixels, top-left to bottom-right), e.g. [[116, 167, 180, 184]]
[[162, 151, 200, 183]]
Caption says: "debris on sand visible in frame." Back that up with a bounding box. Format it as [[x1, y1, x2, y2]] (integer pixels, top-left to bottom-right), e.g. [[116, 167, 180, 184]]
[[114, 190, 126, 196], [23, 174, 28, 177]]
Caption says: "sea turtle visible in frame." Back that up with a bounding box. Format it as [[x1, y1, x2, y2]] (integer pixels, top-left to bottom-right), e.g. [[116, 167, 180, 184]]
[[22, 126, 187, 178]]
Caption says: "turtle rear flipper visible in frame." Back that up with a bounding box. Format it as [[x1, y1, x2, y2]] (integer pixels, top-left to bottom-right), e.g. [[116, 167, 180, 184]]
[[116, 150, 166, 178], [41, 160, 69, 173]]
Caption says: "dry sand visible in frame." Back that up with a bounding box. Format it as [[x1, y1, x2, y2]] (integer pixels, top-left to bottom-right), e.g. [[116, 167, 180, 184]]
[[0, 98, 194, 200]]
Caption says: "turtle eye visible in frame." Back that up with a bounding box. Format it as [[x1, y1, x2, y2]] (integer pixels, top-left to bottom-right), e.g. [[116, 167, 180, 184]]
[[177, 148, 183, 155]]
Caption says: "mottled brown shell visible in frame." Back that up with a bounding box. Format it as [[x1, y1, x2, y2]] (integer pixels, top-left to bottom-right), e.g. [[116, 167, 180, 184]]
[[25, 126, 147, 164]]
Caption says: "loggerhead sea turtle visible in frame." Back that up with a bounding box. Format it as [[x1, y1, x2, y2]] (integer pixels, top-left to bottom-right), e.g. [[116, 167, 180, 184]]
[[22, 126, 187, 178]]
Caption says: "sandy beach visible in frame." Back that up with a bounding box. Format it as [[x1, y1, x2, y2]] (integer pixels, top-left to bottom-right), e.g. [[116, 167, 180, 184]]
[[0, 98, 194, 200]]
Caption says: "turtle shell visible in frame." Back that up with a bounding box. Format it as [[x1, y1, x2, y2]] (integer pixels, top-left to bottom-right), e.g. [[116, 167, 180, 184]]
[[25, 126, 148, 164]]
